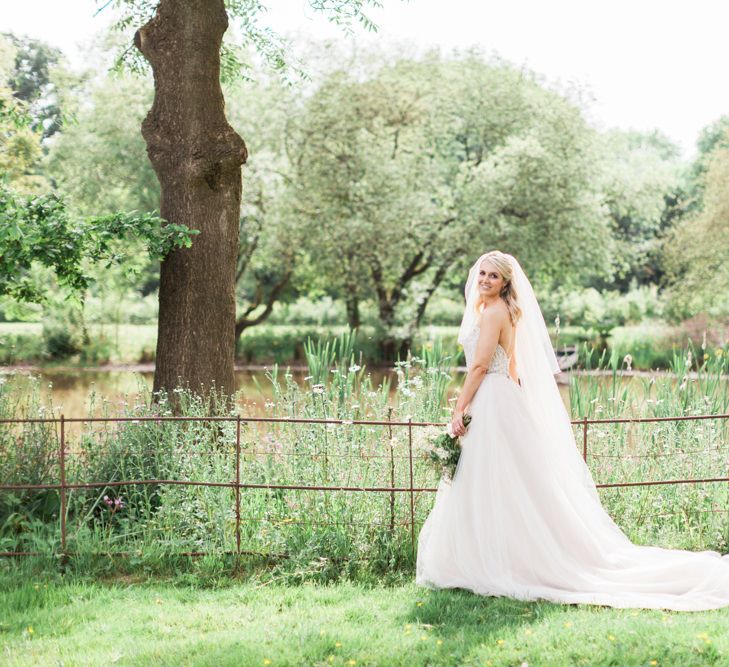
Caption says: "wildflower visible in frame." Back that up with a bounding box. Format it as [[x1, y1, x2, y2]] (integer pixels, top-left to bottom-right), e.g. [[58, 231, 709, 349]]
[[496, 639, 505, 645], [346, 661, 356, 666], [649, 661, 657, 666], [608, 635, 615, 641], [420, 635, 428, 641], [436, 639, 443, 645], [263, 660, 272, 666], [348, 364, 361, 373], [27, 626, 34, 634], [335, 642, 342, 648], [563, 622, 572, 628], [416, 601, 424, 607], [312, 384, 325, 395]]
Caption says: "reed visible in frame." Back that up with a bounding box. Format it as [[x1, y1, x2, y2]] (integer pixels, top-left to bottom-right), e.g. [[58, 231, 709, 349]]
[[1, 339, 727, 576]]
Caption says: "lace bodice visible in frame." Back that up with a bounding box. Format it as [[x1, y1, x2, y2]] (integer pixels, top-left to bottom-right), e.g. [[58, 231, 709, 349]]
[[462, 325, 511, 376]]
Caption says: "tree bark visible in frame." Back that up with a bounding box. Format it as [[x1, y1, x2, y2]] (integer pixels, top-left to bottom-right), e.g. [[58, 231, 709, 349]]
[[134, 0, 247, 400], [345, 294, 360, 330]]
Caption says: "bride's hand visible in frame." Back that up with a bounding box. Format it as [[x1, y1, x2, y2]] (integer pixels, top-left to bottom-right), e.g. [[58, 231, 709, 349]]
[[451, 409, 466, 438]]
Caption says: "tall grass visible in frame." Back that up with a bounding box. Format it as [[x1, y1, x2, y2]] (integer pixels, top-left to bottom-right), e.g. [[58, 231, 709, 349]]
[[1, 336, 728, 578], [571, 343, 729, 554]]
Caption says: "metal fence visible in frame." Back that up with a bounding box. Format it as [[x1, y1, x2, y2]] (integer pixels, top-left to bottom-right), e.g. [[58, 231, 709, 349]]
[[1, 412, 728, 561]]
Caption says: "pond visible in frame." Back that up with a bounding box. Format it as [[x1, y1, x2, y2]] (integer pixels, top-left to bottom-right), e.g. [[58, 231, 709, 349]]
[[1, 366, 573, 417]]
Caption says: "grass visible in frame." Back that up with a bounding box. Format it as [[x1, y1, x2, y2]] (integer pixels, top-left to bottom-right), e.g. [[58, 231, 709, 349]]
[[2, 563, 728, 666], [2, 334, 729, 567], [2, 335, 729, 665]]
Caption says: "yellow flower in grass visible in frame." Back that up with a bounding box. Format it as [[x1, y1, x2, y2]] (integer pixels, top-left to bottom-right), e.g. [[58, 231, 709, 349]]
[[496, 639, 505, 646], [335, 642, 342, 648], [420, 635, 428, 641], [26, 626, 34, 635], [436, 639, 443, 646], [263, 660, 272, 666], [346, 661, 356, 666], [563, 622, 573, 628], [608, 635, 616, 642], [649, 661, 658, 666], [416, 601, 424, 607]]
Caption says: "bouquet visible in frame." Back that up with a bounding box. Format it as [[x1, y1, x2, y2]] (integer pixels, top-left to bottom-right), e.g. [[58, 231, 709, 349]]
[[423, 413, 472, 482]]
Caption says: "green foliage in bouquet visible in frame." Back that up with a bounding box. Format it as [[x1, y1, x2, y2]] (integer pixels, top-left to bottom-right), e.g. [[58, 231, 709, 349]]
[[425, 413, 472, 481]]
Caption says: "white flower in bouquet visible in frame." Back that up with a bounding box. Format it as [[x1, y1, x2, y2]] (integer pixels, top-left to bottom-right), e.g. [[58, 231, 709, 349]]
[[423, 413, 472, 481]]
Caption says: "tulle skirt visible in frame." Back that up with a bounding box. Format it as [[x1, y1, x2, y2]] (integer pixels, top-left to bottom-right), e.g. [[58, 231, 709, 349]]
[[416, 373, 729, 611]]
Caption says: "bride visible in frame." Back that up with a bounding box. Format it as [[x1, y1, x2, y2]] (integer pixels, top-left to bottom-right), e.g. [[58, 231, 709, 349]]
[[416, 250, 729, 611]]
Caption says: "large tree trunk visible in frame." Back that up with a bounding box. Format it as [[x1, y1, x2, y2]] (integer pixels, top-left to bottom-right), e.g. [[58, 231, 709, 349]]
[[134, 0, 247, 399]]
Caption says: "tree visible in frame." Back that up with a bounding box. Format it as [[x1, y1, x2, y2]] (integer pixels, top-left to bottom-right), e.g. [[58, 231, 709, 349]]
[[0, 35, 47, 194], [46, 73, 159, 216], [287, 52, 613, 357], [224, 77, 307, 342], [1, 33, 65, 139], [108, 0, 383, 398], [663, 142, 729, 318], [0, 182, 195, 305], [592, 129, 682, 291]]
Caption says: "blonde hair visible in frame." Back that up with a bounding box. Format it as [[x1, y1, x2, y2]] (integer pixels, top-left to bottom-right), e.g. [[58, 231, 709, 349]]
[[474, 250, 522, 325]]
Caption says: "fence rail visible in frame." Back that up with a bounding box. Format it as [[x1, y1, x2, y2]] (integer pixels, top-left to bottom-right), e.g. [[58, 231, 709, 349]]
[[2, 412, 728, 562]]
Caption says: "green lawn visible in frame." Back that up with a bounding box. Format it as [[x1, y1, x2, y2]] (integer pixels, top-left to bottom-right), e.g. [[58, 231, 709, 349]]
[[2, 567, 727, 666]]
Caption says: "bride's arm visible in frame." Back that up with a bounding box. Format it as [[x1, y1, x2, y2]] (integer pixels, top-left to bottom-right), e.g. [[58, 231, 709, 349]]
[[451, 308, 503, 436]]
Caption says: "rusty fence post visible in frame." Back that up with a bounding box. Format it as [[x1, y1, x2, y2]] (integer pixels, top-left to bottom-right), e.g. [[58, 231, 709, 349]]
[[388, 407, 395, 534], [583, 416, 588, 463], [235, 415, 242, 569], [60, 414, 66, 557], [407, 416, 415, 563]]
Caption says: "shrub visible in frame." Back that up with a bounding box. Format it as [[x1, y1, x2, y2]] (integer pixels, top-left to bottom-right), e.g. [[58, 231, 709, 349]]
[[0, 332, 46, 364]]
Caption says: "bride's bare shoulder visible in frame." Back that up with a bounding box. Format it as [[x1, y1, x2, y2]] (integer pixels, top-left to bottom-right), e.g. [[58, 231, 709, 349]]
[[478, 300, 510, 327]]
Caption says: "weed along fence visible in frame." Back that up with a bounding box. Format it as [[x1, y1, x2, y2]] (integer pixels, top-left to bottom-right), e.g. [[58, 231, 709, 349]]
[[2, 412, 729, 564]]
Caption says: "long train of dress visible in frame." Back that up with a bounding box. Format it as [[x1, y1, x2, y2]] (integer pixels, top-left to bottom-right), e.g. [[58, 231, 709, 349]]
[[416, 325, 729, 611]]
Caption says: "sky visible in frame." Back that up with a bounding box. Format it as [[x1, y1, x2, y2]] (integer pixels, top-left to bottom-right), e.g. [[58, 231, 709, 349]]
[[3, 0, 728, 159]]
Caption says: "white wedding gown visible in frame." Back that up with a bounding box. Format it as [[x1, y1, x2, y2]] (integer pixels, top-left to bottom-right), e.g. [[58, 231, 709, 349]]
[[416, 323, 729, 611]]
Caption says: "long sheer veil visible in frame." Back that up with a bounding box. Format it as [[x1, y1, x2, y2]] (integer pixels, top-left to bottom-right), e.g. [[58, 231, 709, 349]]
[[458, 252, 610, 508]]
